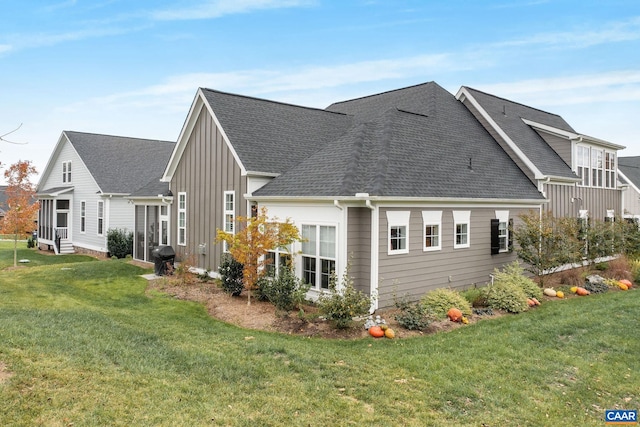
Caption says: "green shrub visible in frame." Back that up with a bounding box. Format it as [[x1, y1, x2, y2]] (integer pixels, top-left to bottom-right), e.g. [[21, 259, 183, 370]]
[[26, 237, 35, 248], [420, 288, 472, 320], [106, 228, 133, 259], [460, 288, 487, 307], [493, 261, 542, 299], [393, 295, 432, 331], [317, 268, 374, 329], [259, 265, 310, 316], [218, 254, 244, 296]]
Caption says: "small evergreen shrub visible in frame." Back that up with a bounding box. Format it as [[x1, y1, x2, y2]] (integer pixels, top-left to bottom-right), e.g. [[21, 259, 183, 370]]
[[420, 288, 472, 320], [106, 228, 133, 259], [460, 288, 487, 307], [26, 237, 35, 248], [393, 295, 432, 331], [483, 282, 529, 313], [317, 268, 374, 329], [494, 261, 542, 299], [259, 265, 310, 315], [218, 254, 244, 296]]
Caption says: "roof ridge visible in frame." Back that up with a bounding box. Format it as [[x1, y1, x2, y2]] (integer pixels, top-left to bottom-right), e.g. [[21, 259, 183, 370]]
[[200, 87, 348, 116], [330, 81, 437, 107], [462, 86, 564, 119], [64, 130, 174, 144]]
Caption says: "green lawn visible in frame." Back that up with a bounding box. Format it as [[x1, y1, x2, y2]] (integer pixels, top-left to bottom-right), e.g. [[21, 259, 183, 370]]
[[0, 243, 638, 426]]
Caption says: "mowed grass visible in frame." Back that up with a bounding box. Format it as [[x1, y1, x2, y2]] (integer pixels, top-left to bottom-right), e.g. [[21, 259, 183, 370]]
[[0, 244, 638, 426]]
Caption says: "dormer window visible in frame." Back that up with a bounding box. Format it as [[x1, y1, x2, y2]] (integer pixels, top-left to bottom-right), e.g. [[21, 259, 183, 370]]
[[576, 145, 616, 189], [62, 161, 72, 183]]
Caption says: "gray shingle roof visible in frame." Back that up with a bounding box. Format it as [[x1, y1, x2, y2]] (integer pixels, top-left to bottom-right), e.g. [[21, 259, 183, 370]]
[[64, 131, 175, 194], [618, 156, 640, 188], [254, 82, 543, 200], [200, 89, 353, 175], [461, 87, 577, 180]]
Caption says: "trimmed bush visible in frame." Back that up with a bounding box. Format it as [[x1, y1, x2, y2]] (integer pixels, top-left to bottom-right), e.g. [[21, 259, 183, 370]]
[[420, 288, 472, 320], [494, 261, 542, 299], [259, 265, 310, 315], [394, 296, 432, 331], [317, 268, 374, 329], [218, 254, 244, 296], [106, 228, 133, 259]]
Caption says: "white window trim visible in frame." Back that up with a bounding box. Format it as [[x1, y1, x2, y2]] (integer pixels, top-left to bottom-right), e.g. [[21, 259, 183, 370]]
[[223, 191, 235, 252], [575, 144, 617, 189], [422, 211, 442, 252], [495, 210, 509, 253], [453, 210, 470, 249], [80, 200, 86, 234], [62, 161, 71, 183], [300, 224, 337, 291], [97, 200, 104, 237], [177, 192, 187, 246], [386, 211, 410, 255]]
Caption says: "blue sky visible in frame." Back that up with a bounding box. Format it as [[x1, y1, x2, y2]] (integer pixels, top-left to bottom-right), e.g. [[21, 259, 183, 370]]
[[1, 0, 640, 184]]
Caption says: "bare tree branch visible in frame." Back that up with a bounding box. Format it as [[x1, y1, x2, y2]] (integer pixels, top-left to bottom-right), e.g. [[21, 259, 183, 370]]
[[0, 123, 28, 145]]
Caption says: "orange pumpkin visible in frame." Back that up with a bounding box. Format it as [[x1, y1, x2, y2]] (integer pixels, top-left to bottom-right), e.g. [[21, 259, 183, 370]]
[[527, 298, 536, 307], [447, 308, 463, 322], [369, 326, 384, 338], [619, 279, 633, 289], [576, 287, 590, 296], [531, 298, 540, 306]]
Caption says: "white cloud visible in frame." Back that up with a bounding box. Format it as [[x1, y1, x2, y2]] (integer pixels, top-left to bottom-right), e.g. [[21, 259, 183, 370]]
[[0, 44, 12, 54], [151, 0, 313, 21], [494, 16, 640, 48]]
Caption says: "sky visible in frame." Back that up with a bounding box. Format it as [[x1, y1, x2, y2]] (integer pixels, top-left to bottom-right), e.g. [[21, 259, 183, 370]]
[[1, 0, 640, 185]]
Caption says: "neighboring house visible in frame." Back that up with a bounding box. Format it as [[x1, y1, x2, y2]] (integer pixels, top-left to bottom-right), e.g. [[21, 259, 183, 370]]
[[456, 87, 626, 222], [36, 131, 175, 257], [617, 156, 640, 219], [0, 185, 7, 222], [162, 82, 546, 308]]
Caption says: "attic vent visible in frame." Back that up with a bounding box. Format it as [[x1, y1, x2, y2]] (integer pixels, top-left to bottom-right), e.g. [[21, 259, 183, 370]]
[[468, 157, 473, 171], [502, 105, 507, 116]]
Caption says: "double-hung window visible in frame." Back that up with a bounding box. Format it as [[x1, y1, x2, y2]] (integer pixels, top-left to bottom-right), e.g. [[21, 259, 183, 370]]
[[422, 211, 442, 251], [591, 148, 603, 187], [62, 161, 71, 183], [80, 201, 86, 233], [178, 192, 186, 246], [97, 201, 104, 236], [605, 152, 616, 189], [453, 211, 470, 249], [576, 146, 590, 186], [386, 211, 410, 255], [223, 191, 235, 252], [491, 210, 510, 254], [301, 224, 336, 290]]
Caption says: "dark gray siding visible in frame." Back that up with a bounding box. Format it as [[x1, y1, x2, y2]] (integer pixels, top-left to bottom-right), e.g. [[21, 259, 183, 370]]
[[535, 131, 572, 167], [543, 183, 623, 219], [170, 107, 247, 272], [376, 206, 529, 308], [347, 207, 372, 294]]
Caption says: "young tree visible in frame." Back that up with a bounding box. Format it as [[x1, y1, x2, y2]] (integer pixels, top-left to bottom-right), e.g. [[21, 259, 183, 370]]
[[215, 207, 302, 305], [0, 160, 39, 267], [512, 210, 582, 285]]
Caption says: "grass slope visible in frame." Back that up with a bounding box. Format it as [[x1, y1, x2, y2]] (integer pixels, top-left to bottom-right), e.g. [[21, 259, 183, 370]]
[[0, 246, 638, 426]]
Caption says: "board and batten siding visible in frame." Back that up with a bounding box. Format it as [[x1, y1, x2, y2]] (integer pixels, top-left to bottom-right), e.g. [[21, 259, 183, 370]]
[[346, 206, 372, 295], [376, 206, 530, 308], [170, 107, 247, 273], [543, 183, 623, 219]]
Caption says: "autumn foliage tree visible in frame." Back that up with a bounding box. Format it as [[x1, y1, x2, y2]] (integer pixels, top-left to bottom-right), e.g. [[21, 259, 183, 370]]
[[1, 160, 39, 267], [216, 207, 302, 305]]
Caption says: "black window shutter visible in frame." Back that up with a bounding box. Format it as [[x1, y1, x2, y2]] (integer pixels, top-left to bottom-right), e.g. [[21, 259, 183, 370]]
[[490, 219, 500, 255], [508, 218, 514, 252]]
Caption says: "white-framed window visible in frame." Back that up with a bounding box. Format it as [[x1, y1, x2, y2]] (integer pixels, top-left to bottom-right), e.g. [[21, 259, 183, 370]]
[[422, 211, 442, 251], [386, 211, 410, 255], [178, 192, 186, 246], [80, 201, 86, 233], [97, 200, 104, 236], [495, 210, 509, 252], [591, 148, 603, 187], [453, 211, 470, 249], [223, 191, 235, 252], [576, 146, 590, 186], [62, 161, 71, 183], [301, 224, 336, 290], [265, 246, 292, 277], [160, 204, 169, 246], [605, 152, 616, 189]]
